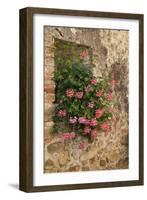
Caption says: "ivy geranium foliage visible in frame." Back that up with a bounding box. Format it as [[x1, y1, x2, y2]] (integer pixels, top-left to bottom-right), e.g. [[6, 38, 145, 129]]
[[52, 45, 115, 141]]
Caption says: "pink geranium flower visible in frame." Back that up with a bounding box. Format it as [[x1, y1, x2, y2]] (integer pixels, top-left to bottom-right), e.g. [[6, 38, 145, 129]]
[[91, 129, 97, 138], [58, 110, 67, 117], [80, 50, 88, 59], [90, 119, 98, 126], [66, 89, 74, 98], [76, 91, 83, 99], [78, 141, 85, 149], [90, 79, 97, 85], [101, 122, 111, 132], [88, 102, 94, 108], [110, 79, 117, 87], [107, 92, 113, 101], [62, 132, 76, 140], [95, 109, 103, 119], [84, 126, 91, 134], [69, 116, 77, 124], [70, 132, 76, 139], [84, 119, 90, 125], [78, 117, 86, 124], [96, 90, 102, 97], [85, 85, 93, 92]]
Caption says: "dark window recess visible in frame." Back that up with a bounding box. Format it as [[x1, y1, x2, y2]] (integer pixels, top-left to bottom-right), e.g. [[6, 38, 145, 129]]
[[54, 38, 93, 103]]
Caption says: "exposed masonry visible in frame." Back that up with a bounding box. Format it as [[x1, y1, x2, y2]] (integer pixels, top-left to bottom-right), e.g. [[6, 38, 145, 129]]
[[44, 26, 129, 173]]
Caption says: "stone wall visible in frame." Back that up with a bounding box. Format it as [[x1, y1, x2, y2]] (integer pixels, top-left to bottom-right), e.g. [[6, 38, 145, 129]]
[[44, 26, 129, 173]]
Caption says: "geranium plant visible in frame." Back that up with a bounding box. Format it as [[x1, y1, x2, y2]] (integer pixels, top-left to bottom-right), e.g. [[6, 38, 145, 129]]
[[52, 50, 114, 141]]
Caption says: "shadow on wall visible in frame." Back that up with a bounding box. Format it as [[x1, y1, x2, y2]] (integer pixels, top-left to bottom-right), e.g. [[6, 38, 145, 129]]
[[8, 183, 19, 190]]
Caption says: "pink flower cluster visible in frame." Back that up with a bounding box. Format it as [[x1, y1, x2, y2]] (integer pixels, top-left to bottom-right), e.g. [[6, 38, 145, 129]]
[[110, 79, 117, 87], [84, 119, 90, 125], [85, 85, 93, 92], [101, 122, 111, 132], [66, 89, 74, 98], [75, 91, 83, 99], [90, 79, 97, 85], [107, 92, 113, 101], [62, 132, 76, 140], [96, 90, 102, 97], [83, 126, 91, 134], [58, 110, 67, 117], [69, 116, 77, 124], [83, 127, 97, 138], [95, 109, 103, 119], [78, 117, 86, 124], [90, 119, 97, 126], [56, 77, 114, 141], [88, 102, 94, 108], [91, 129, 97, 138], [78, 117, 97, 127], [66, 89, 84, 99], [78, 141, 85, 149]]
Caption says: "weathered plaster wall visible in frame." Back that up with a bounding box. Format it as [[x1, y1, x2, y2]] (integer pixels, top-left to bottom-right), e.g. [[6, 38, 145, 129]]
[[44, 26, 129, 173]]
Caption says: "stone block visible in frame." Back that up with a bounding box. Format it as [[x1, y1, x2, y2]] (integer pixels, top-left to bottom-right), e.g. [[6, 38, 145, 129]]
[[44, 121, 54, 136], [69, 165, 81, 172], [44, 67, 54, 79], [58, 151, 69, 166], [44, 103, 55, 122], [44, 93, 55, 103], [45, 57, 54, 66], [44, 84, 55, 94], [80, 147, 97, 161], [47, 142, 64, 154], [45, 159, 55, 170]]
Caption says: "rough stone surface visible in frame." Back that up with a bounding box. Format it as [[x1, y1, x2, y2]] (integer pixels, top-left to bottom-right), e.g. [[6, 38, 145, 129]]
[[58, 151, 69, 166], [80, 147, 97, 161], [44, 26, 129, 173], [47, 142, 64, 154], [45, 159, 55, 170]]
